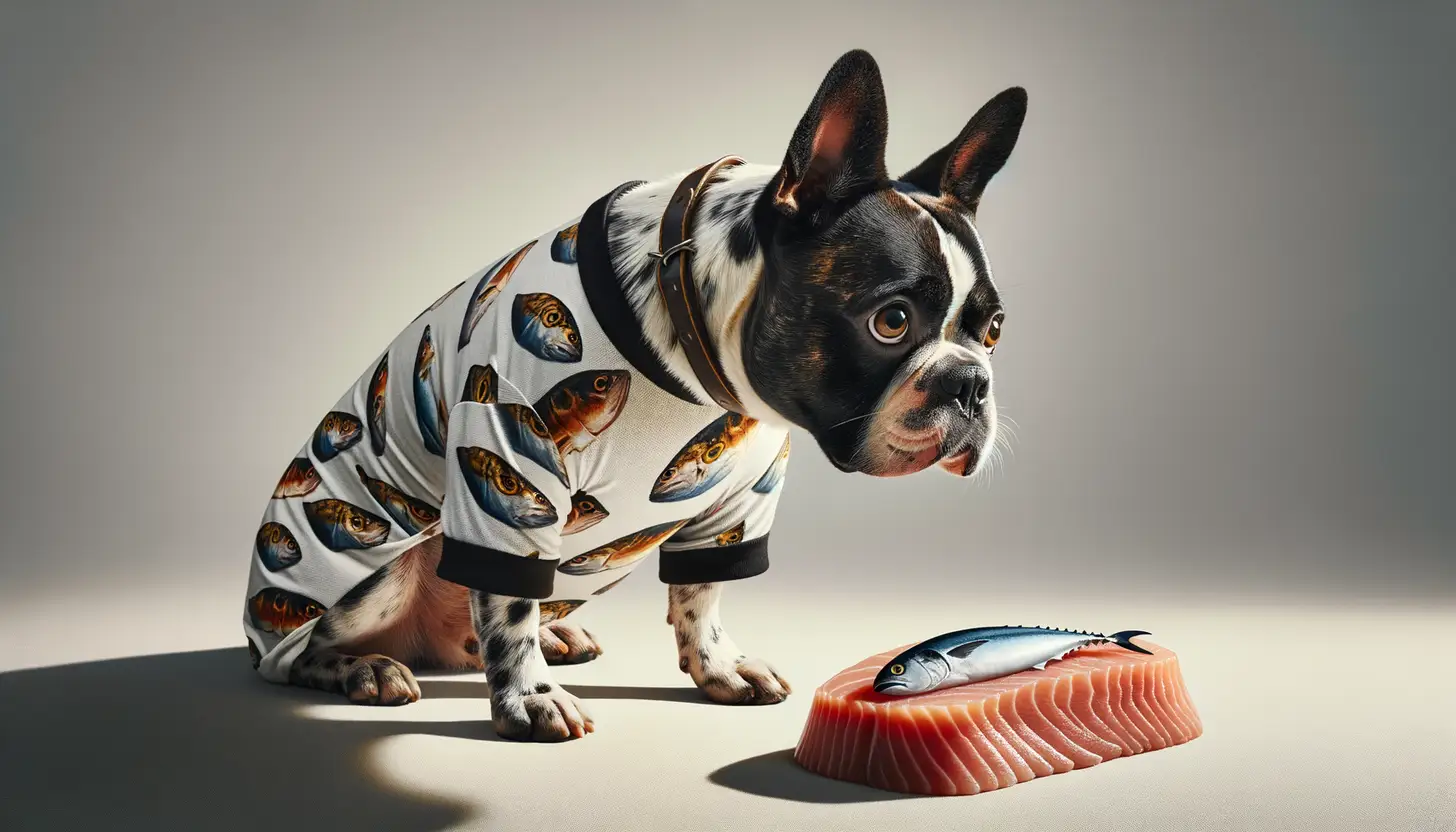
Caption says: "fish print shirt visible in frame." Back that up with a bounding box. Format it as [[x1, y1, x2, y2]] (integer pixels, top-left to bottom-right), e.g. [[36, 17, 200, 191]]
[[245, 183, 792, 682]]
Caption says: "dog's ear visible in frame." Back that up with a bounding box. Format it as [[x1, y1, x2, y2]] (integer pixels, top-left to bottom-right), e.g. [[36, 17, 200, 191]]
[[772, 49, 890, 224], [900, 86, 1027, 217]]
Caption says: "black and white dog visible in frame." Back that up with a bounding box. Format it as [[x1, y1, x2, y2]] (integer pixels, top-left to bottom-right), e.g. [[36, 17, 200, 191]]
[[248, 49, 1025, 743]]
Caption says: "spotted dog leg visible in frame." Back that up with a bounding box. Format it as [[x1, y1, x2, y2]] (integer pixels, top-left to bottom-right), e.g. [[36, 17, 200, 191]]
[[472, 591, 594, 742], [286, 563, 422, 706], [668, 582, 791, 705]]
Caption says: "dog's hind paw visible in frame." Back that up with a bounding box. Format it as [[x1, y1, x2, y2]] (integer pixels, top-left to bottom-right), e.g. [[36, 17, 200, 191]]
[[696, 656, 792, 706], [341, 654, 421, 706], [539, 621, 602, 665], [492, 686, 594, 742]]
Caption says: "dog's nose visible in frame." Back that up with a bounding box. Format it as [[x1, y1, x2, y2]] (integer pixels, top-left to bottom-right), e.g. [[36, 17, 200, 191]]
[[936, 363, 990, 417]]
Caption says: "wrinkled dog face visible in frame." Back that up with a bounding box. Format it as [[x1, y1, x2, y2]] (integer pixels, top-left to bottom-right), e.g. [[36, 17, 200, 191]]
[[742, 50, 1026, 479]]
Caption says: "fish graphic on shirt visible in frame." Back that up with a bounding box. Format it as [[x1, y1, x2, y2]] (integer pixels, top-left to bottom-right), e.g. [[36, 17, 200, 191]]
[[535, 370, 631, 455], [412, 278, 466, 323], [272, 457, 321, 499], [539, 600, 585, 624], [247, 637, 262, 669], [550, 223, 578, 264], [461, 364, 499, 405], [356, 465, 441, 537], [649, 412, 759, 503], [591, 573, 631, 596], [368, 354, 389, 456], [459, 240, 537, 350], [563, 491, 609, 535], [715, 521, 746, 547], [752, 434, 791, 494], [311, 411, 364, 462], [413, 325, 448, 457], [494, 403, 570, 488], [456, 447, 558, 529], [512, 292, 583, 362], [303, 498, 392, 551], [247, 587, 326, 637], [557, 519, 689, 576], [255, 521, 302, 571]]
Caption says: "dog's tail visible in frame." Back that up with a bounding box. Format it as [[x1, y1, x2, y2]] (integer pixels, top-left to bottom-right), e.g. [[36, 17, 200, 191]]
[[1108, 630, 1154, 655]]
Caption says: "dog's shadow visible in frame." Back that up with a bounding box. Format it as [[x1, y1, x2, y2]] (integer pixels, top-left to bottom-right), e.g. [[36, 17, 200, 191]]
[[0, 648, 716, 831]]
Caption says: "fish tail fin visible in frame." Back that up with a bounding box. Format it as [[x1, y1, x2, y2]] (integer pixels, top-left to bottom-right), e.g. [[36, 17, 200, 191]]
[[1109, 630, 1154, 655]]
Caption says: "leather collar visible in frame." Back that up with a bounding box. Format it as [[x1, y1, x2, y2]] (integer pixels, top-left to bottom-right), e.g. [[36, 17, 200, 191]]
[[651, 156, 749, 413]]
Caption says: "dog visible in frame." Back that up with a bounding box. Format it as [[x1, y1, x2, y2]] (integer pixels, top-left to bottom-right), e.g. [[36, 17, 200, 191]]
[[243, 49, 1025, 743]]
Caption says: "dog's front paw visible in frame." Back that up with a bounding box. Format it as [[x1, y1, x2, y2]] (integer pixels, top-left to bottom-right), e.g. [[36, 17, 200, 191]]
[[342, 654, 422, 706], [696, 655, 792, 705], [539, 620, 603, 665], [492, 685, 595, 742]]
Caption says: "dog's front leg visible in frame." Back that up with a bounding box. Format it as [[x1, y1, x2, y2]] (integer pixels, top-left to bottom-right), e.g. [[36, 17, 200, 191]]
[[668, 582, 791, 705], [471, 590, 594, 741]]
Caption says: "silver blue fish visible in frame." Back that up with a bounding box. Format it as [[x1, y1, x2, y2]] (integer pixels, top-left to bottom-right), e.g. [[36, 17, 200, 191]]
[[752, 434, 791, 494], [550, 223, 579, 264], [649, 412, 758, 503], [455, 446, 558, 529], [512, 292, 582, 362], [255, 521, 301, 572], [311, 411, 363, 462], [459, 241, 536, 350], [413, 325, 447, 457], [496, 403, 570, 488], [873, 626, 1154, 696], [302, 498, 392, 551], [356, 465, 441, 537]]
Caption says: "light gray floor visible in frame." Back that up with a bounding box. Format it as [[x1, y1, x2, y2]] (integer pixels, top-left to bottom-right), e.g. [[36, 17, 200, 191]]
[[3, 569, 1450, 832]]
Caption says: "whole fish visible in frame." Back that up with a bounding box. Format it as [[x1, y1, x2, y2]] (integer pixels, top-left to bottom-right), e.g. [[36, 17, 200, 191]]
[[312, 411, 364, 462], [255, 521, 302, 572], [303, 498, 392, 551], [512, 292, 583, 362], [247, 587, 327, 637], [539, 599, 585, 625], [649, 412, 758, 503], [455, 446, 558, 529], [413, 325, 448, 457], [557, 519, 688, 576], [752, 434, 791, 494], [534, 370, 631, 455], [459, 240, 536, 350], [873, 626, 1155, 696], [461, 364, 499, 405], [550, 223, 579, 264], [272, 457, 321, 499], [368, 353, 389, 456], [497, 403, 571, 487], [355, 465, 441, 537], [715, 521, 746, 547], [563, 490, 609, 535]]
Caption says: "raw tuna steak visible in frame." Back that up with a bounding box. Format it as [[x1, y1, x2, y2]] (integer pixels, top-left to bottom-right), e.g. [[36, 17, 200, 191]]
[[793, 639, 1202, 796]]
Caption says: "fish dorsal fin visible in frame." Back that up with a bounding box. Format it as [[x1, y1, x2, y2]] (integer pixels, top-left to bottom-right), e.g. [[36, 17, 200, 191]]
[[946, 639, 989, 659]]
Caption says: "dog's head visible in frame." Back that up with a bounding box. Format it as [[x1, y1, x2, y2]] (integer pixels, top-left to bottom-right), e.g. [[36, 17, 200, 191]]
[[742, 50, 1025, 479]]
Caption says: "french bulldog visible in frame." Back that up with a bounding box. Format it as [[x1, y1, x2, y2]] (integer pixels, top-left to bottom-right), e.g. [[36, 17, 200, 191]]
[[243, 48, 1025, 743]]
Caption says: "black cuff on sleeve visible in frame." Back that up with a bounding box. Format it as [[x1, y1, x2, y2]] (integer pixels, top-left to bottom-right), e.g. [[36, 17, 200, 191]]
[[658, 535, 770, 585], [437, 536, 556, 599]]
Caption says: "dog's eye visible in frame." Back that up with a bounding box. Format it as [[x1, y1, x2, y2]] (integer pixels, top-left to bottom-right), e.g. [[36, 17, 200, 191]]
[[869, 304, 910, 344], [983, 313, 1004, 353]]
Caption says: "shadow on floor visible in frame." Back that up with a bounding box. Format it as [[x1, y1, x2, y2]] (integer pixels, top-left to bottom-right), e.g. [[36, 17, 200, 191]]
[[421, 677, 711, 704], [707, 748, 916, 804]]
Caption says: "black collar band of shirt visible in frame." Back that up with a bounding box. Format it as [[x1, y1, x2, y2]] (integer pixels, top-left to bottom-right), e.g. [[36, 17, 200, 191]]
[[575, 181, 709, 409]]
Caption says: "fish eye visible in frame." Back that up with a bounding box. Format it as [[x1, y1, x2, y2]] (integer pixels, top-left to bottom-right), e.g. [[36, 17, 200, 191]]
[[571, 555, 586, 564], [869, 303, 911, 344], [498, 474, 519, 495], [703, 442, 724, 463], [578, 500, 593, 511], [566, 331, 579, 344], [544, 311, 561, 325], [983, 313, 1004, 353], [350, 517, 363, 531], [593, 375, 609, 391], [660, 467, 676, 482], [889, 663, 905, 676]]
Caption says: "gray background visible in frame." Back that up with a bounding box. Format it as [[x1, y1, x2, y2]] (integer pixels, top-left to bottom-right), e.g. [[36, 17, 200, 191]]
[[3, 3, 1454, 832], [2, 0, 1451, 604]]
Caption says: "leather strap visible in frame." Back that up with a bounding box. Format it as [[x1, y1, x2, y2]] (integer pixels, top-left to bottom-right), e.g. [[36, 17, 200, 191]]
[[653, 155, 747, 413]]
